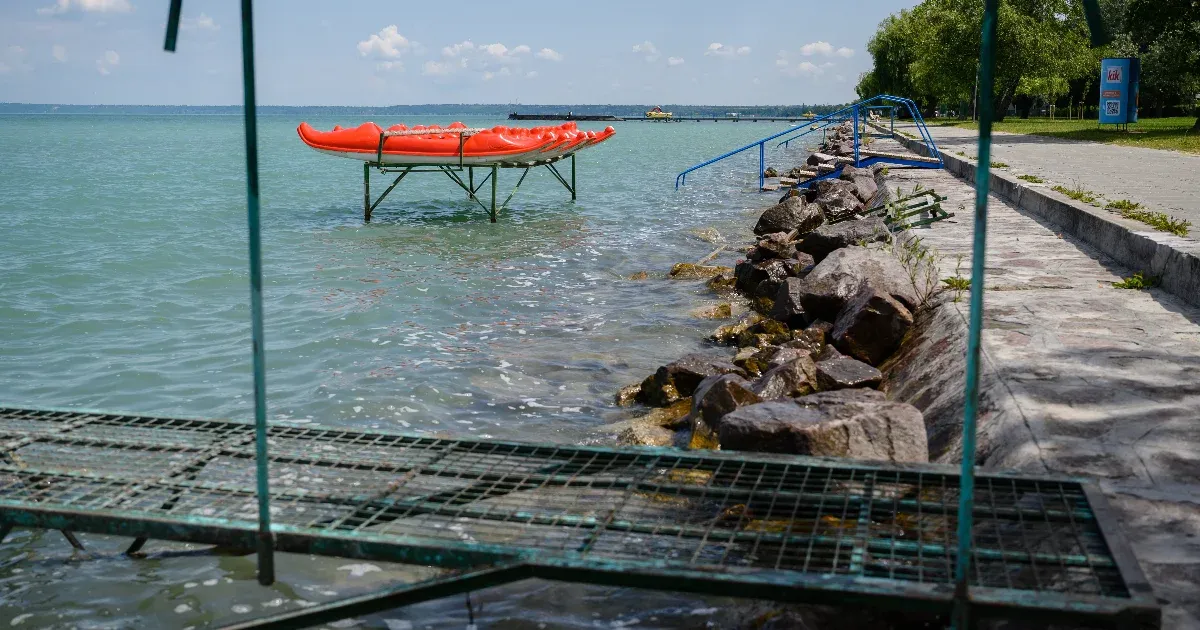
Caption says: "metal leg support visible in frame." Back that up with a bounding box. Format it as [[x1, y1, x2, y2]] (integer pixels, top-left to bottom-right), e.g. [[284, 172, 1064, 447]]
[[468, 167, 475, 200], [571, 153, 576, 201], [490, 165, 498, 223], [363, 162, 370, 222], [216, 565, 529, 630], [0, 523, 11, 544]]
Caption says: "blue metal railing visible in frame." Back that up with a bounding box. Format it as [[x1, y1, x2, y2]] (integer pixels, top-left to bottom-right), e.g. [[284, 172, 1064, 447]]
[[675, 94, 943, 191]]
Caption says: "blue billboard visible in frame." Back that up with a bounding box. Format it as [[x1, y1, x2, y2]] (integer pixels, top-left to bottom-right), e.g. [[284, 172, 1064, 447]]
[[1099, 58, 1139, 125]]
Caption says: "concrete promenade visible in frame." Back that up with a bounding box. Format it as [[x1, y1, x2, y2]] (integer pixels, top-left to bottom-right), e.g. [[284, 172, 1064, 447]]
[[885, 164, 1200, 629], [901, 122, 1200, 240]]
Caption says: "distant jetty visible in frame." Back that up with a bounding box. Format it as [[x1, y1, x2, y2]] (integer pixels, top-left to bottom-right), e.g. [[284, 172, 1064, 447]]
[[509, 112, 822, 123], [508, 113, 623, 121]]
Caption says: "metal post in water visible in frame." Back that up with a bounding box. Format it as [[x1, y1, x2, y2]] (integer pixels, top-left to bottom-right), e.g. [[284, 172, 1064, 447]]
[[571, 153, 576, 201], [953, 0, 999, 626], [758, 142, 765, 191], [468, 167, 474, 200], [237, 0, 275, 586], [490, 165, 498, 223], [363, 162, 371, 222]]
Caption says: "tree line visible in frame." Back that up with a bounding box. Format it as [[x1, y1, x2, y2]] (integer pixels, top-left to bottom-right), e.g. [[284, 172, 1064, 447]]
[[855, 0, 1200, 128]]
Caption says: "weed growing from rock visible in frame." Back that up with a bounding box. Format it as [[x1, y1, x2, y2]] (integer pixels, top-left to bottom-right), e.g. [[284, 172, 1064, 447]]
[[1017, 174, 1044, 183], [1052, 183, 1100, 206], [990, 161, 1008, 168], [941, 254, 970, 302], [1114, 206, 1192, 237], [1112, 272, 1160, 290]]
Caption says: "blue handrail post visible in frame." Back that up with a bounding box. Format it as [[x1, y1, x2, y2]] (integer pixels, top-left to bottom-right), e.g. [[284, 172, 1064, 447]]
[[758, 142, 765, 191], [239, 0, 275, 586], [852, 106, 860, 165], [953, 0, 999, 627]]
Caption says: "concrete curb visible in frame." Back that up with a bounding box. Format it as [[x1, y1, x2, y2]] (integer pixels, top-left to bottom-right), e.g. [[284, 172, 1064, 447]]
[[894, 133, 1200, 308]]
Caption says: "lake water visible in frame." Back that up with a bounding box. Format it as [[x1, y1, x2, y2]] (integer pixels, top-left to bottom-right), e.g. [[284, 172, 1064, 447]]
[[0, 113, 818, 628]]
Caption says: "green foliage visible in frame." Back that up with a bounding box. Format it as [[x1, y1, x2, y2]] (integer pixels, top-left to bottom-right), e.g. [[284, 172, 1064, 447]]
[[1018, 174, 1044, 183], [1112, 272, 1160, 289], [1117, 207, 1192, 237], [990, 161, 1009, 168], [942, 255, 970, 302], [940, 117, 1200, 153], [1105, 199, 1141, 211], [1052, 183, 1100, 205]]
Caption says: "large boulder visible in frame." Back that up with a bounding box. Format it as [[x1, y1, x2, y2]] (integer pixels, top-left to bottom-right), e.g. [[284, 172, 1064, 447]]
[[752, 356, 819, 400], [832, 285, 914, 366], [797, 217, 889, 263], [718, 396, 928, 462], [812, 187, 865, 220], [807, 152, 837, 166], [838, 167, 879, 204], [815, 356, 883, 390], [735, 259, 789, 295], [636, 353, 742, 407], [753, 196, 825, 236], [804, 178, 854, 203], [691, 374, 761, 429], [770, 277, 809, 329], [789, 247, 920, 321], [748, 232, 798, 261]]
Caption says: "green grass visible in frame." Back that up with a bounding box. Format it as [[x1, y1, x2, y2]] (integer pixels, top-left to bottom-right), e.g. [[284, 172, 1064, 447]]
[[990, 161, 1008, 168], [941, 117, 1200, 154], [1052, 183, 1100, 206], [1112, 272, 1160, 290], [1017, 174, 1044, 183], [1114, 206, 1192, 237]]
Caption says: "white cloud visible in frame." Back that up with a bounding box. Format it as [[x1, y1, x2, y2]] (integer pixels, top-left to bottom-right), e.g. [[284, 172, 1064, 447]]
[[442, 41, 474, 57], [525, 70, 538, 79], [668, 56, 684, 66], [95, 49, 118, 75], [705, 43, 751, 57], [482, 43, 508, 58], [38, 0, 132, 15], [357, 26, 412, 60], [835, 47, 854, 58], [52, 44, 67, 63], [377, 61, 403, 72], [799, 41, 834, 56], [483, 71, 494, 81], [535, 48, 562, 61], [632, 40, 659, 62], [181, 12, 218, 31], [513, 45, 531, 55]]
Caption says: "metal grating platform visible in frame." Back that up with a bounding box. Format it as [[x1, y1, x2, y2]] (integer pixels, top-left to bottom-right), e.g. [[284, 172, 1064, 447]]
[[0, 407, 1158, 627]]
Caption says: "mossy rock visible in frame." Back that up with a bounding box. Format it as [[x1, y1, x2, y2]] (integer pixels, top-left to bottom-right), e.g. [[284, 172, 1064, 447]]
[[614, 382, 643, 407], [669, 263, 734, 280], [751, 296, 775, 316], [626, 271, 650, 281], [691, 302, 733, 320], [710, 313, 764, 345]]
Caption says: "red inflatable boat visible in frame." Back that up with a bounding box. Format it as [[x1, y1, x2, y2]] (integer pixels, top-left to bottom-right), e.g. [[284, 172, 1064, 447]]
[[297, 121, 615, 165]]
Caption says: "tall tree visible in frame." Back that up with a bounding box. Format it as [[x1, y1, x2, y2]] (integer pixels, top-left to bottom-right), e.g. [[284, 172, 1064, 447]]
[[1125, 0, 1200, 129]]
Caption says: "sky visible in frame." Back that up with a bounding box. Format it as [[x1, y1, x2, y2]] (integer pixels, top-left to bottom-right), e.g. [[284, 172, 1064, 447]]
[[0, 0, 918, 106]]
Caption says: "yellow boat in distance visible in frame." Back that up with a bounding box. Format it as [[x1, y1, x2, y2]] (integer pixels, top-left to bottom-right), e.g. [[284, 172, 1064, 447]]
[[645, 106, 673, 120]]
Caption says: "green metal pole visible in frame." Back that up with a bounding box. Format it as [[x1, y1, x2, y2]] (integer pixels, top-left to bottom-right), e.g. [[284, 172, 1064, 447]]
[[239, 0, 274, 586], [571, 153, 576, 201], [490, 165, 498, 223], [468, 167, 474, 200], [363, 162, 370, 222], [953, 0, 998, 627]]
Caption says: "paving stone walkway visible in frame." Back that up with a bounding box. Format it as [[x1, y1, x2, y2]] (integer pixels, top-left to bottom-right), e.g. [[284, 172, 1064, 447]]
[[899, 122, 1200, 241], [884, 164, 1200, 629]]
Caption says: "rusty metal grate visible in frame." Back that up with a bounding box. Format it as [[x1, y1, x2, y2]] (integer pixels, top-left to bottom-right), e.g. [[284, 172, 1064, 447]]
[[0, 407, 1158, 627]]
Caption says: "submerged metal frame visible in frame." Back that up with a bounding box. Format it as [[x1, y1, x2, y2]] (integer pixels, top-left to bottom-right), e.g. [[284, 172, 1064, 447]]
[[362, 153, 577, 223]]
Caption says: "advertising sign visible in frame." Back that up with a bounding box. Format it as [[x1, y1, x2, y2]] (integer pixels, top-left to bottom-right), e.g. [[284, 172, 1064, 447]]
[[1099, 58, 1140, 124]]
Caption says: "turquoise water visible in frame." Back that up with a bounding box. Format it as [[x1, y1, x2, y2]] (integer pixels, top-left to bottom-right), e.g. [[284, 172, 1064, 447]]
[[0, 113, 815, 628]]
